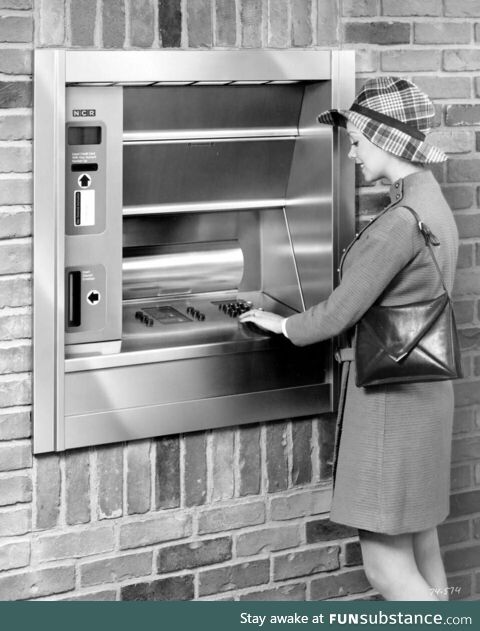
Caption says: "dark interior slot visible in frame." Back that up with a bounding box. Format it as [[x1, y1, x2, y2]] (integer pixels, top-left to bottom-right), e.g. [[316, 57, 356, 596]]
[[71, 163, 98, 171], [67, 271, 82, 327]]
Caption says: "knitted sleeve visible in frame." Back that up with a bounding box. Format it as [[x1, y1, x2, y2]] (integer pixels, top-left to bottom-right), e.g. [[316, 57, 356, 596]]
[[285, 208, 418, 347]]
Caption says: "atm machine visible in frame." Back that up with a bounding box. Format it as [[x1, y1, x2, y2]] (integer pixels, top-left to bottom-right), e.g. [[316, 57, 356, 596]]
[[33, 50, 355, 453]]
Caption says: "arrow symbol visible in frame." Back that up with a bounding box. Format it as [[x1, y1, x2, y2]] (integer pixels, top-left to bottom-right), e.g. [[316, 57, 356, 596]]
[[79, 174, 91, 188], [87, 290, 101, 305]]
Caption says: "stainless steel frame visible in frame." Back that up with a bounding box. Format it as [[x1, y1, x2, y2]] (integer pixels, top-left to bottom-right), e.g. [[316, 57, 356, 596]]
[[33, 50, 355, 453]]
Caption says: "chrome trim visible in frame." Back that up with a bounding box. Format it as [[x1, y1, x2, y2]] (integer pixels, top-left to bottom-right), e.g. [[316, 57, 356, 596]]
[[123, 199, 285, 216], [123, 128, 299, 143]]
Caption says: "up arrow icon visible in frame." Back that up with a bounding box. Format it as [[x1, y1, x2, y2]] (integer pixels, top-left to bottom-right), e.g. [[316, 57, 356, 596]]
[[78, 174, 91, 188]]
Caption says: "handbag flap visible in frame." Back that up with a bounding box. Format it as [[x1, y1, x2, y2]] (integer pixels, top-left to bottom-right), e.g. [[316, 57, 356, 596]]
[[360, 292, 449, 362]]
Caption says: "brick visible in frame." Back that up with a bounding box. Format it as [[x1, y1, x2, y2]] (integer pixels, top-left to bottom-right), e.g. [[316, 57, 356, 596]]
[[428, 130, 472, 154], [121, 575, 194, 601], [0, 565, 74, 600], [239, 424, 261, 496], [96, 444, 123, 519], [345, 540, 363, 566], [476, 24, 480, 42], [266, 421, 288, 493], [292, 0, 312, 46], [441, 185, 474, 210], [453, 299, 474, 325], [414, 22, 471, 45], [211, 428, 234, 501], [454, 406, 475, 434], [451, 464, 472, 490], [344, 22, 409, 46], [450, 574, 472, 600], [456, 244, 472, 269], [0, 240, 31, 275], [187, 0, 213, 47], [34, 453, 60, 530], [198, 500, 265, 534], [317, 0, 338, 46], [36, 0, 65, 46], [0, 439, 31, 471], [447, 105, 480, 127], [382, 0, 442, 16], [448, 160, 480, 183], [0, 276, 31, 309], [475, 517, 480, 538], [453, 436, 480, 462], [454, 381, 480, 405], [292, 419, 312, 486], [0, 208, 31, 239], [343, 0, 377, 17], [33, 526, 115, 563], [0, 82, 31, 108], [159, 0, 181, 47], [414, 77, 471, 101], [239, 583, 306, 601], [102, 0, 125, 47], [268, 0, 290, 47], [157, 537, 232, 572], [0, 506, 30, 536], [0, 16, 32, 43], [55, 589, 117, 601], [318, 414, 335, 480], [216, 0, 236, 46], [0, 340, 31, 371], [240, 0, 262, 47], [458, 328, 480, 352], [184, 431, 207, 506], [473, 355, 480, 377], [0, 410, 30, 440], [236, 525, 301, 556], [0, 50, 31, 75], [271, 488, 332, 520], [444, 50, 480, 72], [450, 490, 480, 517], [454, 213, 480, 238], [0, 1, 32, 7], [0, 115, 31, 141], [274, 546, 339, 581], [355, 48, 378, 73], [445, 545, 480, 572], [438, 519, 470, 545], [0, 176, 32, 205], [476, 463, 480, 485], [127, 440, 151, 515], [81, 551, 152, 587], [119, 513, 192, 549], [312, 568, 371, 599], [0, 472, 31, 506], [0, 373, 31, 407], [0, 541, 29, 572], [306, 518, 357, 543], [70, 0, 97, 46], [155, 435, 180, 509], [445, 0, 480, 17], [130, 0, 155, 47], [381, 50, 440, 72], [65, 448, 90, 525], [199, 559, 269, 596]]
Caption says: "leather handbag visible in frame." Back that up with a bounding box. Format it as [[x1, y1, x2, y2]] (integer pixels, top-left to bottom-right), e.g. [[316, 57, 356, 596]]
[[354, 206, 463, 387]]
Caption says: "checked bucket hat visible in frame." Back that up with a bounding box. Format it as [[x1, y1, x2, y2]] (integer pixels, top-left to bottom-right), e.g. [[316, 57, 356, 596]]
[[318, 76, 446, 164]]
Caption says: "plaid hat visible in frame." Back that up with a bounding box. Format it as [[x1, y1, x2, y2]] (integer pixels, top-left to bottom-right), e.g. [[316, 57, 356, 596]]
[[318, 77, 446, 164]]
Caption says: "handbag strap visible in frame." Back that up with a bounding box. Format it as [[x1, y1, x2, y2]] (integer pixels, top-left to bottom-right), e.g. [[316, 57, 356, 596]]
[[400, 205, 449, 295]]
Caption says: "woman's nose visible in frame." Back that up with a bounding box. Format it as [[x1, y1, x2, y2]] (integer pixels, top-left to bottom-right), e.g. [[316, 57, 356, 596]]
[[348, 146, 356, 160]]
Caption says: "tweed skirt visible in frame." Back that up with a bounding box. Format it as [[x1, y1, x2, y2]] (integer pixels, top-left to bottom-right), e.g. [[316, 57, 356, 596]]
[[329, 360, 454, 535]]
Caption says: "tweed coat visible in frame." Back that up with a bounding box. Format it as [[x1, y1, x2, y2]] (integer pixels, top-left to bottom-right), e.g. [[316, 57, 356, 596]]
[[285, 170, 459, 534]]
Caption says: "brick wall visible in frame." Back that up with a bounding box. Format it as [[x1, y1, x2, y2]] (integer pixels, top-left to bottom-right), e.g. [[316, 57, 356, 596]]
[[0, 0, 478, 601]]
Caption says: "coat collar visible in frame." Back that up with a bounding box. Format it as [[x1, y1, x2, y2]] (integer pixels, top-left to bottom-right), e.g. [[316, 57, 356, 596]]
[[388, 169, 434, 206]]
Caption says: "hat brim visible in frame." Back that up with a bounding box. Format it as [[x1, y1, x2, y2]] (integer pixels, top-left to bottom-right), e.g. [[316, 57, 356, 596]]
[[317, 108, 447, 164]]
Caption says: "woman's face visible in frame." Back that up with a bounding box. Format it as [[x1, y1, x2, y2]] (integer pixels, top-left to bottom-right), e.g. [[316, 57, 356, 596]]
[[346, 121, 387, 183]]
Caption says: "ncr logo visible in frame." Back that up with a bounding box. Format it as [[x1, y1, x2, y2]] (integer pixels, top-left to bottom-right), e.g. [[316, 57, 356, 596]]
[[72, 109, 96, 117]]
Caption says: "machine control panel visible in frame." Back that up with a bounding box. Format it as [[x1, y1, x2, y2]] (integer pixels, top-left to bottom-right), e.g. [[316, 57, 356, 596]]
[[133, 299, 255, 328]]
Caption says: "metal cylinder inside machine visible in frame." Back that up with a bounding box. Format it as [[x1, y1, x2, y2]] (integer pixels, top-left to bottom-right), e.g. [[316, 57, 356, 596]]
[[122, 241, 244, 299]]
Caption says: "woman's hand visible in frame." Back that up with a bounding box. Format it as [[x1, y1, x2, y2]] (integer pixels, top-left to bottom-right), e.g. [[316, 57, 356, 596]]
[[238, 309, 285, 335]]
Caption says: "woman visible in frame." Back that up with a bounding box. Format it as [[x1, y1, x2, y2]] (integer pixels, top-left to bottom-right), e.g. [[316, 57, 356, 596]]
[[239, 77, 459, 601]]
